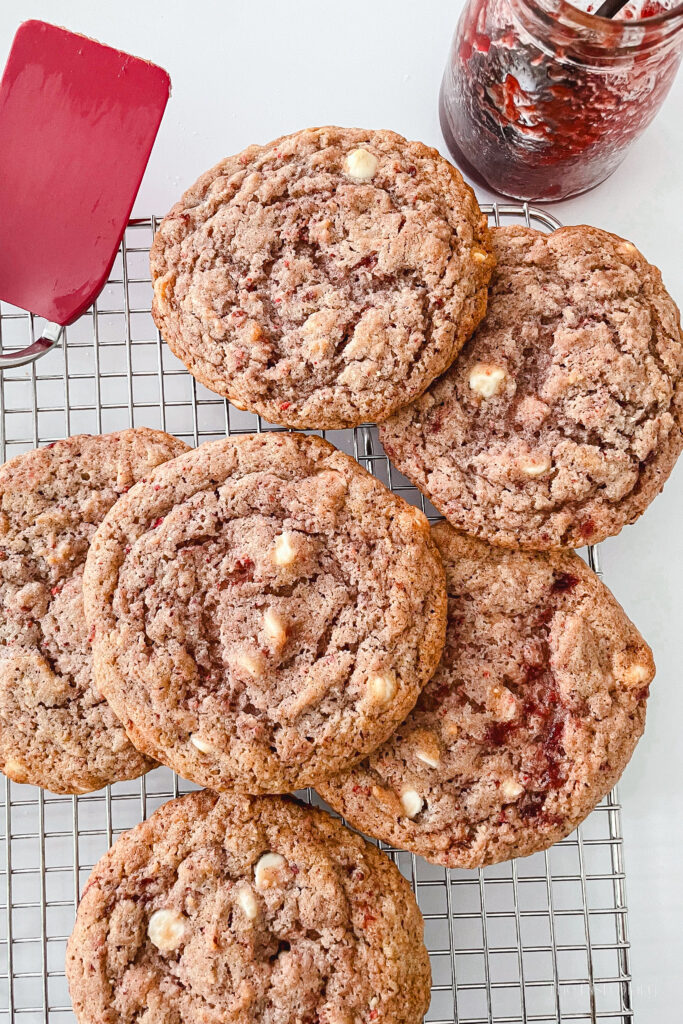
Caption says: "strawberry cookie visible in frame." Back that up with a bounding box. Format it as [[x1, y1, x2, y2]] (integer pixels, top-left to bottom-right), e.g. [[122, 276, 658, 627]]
[[151, 126, 493, 428], [319, 522, 654, 867], [83, 432, 446, 793], [66, 791, 431, 1024], [381, 225, 683, 548]]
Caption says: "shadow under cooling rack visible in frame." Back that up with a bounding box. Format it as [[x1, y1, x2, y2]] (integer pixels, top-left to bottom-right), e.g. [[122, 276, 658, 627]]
[[0, 204, 633, 1024]]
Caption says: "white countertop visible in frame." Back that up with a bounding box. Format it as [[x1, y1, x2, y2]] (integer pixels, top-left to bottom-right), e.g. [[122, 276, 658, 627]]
[[2, 1, 682, 1019]]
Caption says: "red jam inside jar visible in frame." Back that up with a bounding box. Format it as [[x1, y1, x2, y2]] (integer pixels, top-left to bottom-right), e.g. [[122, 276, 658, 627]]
[[439, 0, 683, 200]]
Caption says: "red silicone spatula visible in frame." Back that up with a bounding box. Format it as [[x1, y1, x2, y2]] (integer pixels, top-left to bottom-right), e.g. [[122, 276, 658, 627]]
[[0, 20, 170, 367]]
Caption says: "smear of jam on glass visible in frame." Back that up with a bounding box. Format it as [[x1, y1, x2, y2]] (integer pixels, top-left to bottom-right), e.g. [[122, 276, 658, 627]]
[[439, 0, 683, 200]]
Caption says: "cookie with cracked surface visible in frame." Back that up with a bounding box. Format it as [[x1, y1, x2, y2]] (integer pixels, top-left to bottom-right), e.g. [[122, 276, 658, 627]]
[[150, 125, 493, 429], [0, 429, 190, 795], [317, 521, 654, 868], [380, 225, 683, 549], [66, 790, 432, 1024], [82, 432, 447, 793]]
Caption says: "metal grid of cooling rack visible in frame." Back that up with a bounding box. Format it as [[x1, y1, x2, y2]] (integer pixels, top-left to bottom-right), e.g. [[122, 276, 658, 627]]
[[0, 204, 633, 1024]]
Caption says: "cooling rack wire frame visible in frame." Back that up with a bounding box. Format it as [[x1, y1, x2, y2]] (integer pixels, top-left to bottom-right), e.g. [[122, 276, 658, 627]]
[[0, 204, 633, 1024]]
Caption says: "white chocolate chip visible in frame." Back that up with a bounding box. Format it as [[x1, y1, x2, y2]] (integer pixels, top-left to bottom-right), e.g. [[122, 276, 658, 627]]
[[236, 885, 258, 920], [3, 758, 28, 782], [301, 309, 337, 360], [416, 748, 440, 769], [623, 662, 651, 687], [489, 685, 518, 721], [519, 455, 551, 478], [236, 652, 263, 677], [190, 734, 216, 754], [469, 363, 507, 398], [263, 607, 287, 646], [400, 789, 424, 819], [272, 532, 297, 566], [618, 241, 637, 255], [314, 468, 348, 493], [254, 852, 288, 889], [443, 720, 460, 742], [369, 672, 397, 705], [147, 908, 186, 952], [501, 778, 524, 802], [413, 730, 441, 768], [369, 996, 379, 1010], [345, 148, 378, 180], [472, 247, 488, 262]]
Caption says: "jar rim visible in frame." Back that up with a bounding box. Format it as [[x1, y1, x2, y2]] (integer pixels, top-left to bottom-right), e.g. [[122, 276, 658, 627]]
[[523, 0, 683, 25], [513, 0, 683, 55]]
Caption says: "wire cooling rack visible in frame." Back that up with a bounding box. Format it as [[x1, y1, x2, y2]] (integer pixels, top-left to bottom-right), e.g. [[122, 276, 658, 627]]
[[0, 204, 633, 1024]]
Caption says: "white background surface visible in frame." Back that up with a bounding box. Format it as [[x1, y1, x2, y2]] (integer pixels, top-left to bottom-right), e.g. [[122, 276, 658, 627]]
[[1, 1, 681, 1020]]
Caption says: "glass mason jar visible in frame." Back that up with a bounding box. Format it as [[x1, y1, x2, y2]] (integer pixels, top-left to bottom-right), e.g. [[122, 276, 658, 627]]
[[439, 0, 683, 200]]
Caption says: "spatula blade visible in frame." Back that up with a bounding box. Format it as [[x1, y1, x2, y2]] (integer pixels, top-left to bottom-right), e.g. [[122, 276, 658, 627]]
[[0, 20, 170, 325]]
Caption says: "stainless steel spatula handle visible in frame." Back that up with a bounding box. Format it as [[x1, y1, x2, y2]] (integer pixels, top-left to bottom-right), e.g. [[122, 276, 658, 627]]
[[0, 321, 63, 369]]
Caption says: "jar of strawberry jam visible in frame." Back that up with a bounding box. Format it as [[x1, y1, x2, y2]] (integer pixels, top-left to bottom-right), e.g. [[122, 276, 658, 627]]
[[439, 0, 683, 200]]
